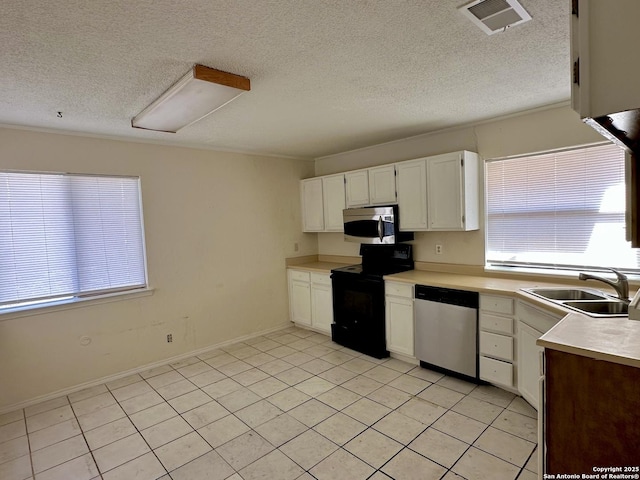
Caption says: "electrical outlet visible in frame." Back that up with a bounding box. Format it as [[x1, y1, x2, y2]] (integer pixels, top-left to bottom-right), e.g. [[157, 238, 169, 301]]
[[435, 244, 443, 255], [294, 242, 299, 252], [166, 334, 173, 343]]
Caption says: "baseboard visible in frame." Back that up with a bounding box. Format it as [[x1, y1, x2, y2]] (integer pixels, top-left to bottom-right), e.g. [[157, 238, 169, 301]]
[[389, 352, 420, 365], [0, 321, 293, 415]]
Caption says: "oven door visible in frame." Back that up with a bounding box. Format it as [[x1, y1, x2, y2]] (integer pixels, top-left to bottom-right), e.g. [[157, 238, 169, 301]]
[[331, 273, 388, 358], [343, 207, 396, 244]]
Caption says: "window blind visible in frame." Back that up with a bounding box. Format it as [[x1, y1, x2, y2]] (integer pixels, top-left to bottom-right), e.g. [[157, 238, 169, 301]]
[[485, 143, 640, 272], [0, 171, 147, 307]]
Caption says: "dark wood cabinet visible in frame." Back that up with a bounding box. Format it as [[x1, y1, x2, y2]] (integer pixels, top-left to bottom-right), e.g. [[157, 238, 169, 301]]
[[545, 349, 640, 474]]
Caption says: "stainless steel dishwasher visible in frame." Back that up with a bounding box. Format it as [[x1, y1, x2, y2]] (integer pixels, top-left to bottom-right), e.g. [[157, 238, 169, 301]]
[[414, 285, 479, 380]]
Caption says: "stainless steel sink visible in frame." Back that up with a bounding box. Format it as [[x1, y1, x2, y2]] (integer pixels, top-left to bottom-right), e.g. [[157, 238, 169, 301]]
[[563, 300, 629, 316], [525, 288, 607, 301], [521, 287, 628, 317]]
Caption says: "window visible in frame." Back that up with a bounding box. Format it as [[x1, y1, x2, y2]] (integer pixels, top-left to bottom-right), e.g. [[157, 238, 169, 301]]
[[485, 143, 640, 272], [0, 171, 147, 309]]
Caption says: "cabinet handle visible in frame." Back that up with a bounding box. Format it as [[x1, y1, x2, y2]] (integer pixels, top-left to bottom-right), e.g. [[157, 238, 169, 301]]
[[573, 58, 580, 85]]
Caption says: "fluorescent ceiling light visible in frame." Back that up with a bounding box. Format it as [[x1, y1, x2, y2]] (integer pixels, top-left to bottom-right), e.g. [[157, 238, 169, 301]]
[[132, 64, 250, 133]]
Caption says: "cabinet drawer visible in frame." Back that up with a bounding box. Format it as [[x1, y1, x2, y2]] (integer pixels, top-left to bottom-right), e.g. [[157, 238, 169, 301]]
[[480, 294, 514, 315], [480, 332, 513, 361], [385, 282, 413, 298], [310, 272, 331, 285], [479, 313, 513, 335], [480, 356, 513, 387], [289, 270, 310, 282]]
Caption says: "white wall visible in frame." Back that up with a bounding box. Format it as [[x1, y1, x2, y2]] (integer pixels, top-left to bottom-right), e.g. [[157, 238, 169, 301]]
[[0, 127, 316, 410], [315, 105, 605, 265]]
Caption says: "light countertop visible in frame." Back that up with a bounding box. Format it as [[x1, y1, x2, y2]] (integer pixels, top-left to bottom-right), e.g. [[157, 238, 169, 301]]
[[538, 313, 640, 368], [287, 259, 640, 368], [287, 261, 353, 273]]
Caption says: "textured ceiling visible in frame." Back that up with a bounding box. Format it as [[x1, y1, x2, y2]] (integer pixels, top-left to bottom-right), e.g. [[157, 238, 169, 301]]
[[0, 0, 570, 159]]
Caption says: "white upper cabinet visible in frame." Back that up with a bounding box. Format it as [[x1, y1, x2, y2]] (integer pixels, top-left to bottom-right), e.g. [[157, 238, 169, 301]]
[[300, 177, 324, 232], [426, 151, 479, 231], [368, 165, 397, 205], [300, 150, 479, 233], [322, 174, 346, 231], [396, 159, 428, 231], [345, 170, 370, 207], [571, 0, 640, 119]]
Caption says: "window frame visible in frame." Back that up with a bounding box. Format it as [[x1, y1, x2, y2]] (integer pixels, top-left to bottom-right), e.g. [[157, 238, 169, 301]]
[[483, 142, 638, 276], [0, 169, 150, 315]]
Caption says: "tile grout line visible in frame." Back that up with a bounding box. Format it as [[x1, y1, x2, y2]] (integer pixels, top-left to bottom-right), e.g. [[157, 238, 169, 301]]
[[13, 327, 538, 480], [22, 408, 37, 480], [101, 373, 177, 479]]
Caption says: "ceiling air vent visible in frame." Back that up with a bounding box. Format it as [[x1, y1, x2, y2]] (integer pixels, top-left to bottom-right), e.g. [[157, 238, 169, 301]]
[[459, 0, 532, 35]]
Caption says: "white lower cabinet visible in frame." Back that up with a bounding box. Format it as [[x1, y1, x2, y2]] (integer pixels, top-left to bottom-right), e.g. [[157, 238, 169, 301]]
[[478, 294, 515, 389], [288, 270, 312, 326], [516, 300, 563, 411], [385, 282, 414, 357], [517, 321, 544, 410], [310, 273, 333, 334], [288, 269, 333, 334]]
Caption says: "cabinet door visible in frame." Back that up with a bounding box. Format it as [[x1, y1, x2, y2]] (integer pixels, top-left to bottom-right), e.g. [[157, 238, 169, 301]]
[[311, 282, 333, 334], [345, 170, 370, 207], [300, 178, 324, 232], [545, 349, 640, 474], [368, 165, 397, 205], [322, 174, 346, 231], [385, 296, 414, 357], [427, 153, 464, 230], [571, 0, 640, 119], [290, 280, 312, 326], [396, 159, 427, 231], [287, 270, 311, 325], [518, 321, 543, 410]]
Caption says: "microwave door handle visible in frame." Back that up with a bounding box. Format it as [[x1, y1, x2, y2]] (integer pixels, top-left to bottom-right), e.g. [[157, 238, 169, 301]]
[[377, 217, 384, 242]]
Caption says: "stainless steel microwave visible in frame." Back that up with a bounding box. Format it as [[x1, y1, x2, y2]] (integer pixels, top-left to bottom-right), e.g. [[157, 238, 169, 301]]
[[343, 205, 414, 244]]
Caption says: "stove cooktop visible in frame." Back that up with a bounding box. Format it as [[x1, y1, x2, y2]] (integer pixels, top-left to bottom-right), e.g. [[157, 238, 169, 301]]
[[331, 244, 414, 278], [331, 263, 413, 278]]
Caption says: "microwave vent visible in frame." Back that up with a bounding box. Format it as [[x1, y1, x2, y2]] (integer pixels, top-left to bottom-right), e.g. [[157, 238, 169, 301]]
[[459, 0, 532, 35]]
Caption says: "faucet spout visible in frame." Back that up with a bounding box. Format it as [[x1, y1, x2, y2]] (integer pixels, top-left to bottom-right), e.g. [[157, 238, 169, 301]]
[[578, 267, 629, 303]]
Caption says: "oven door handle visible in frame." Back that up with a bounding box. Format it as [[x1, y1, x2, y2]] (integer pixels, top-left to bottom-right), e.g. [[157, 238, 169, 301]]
[[377, 216, 384, 242]]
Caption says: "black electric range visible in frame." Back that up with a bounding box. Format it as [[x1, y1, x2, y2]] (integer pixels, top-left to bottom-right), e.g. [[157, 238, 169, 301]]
[[330, 244, 414, 358]]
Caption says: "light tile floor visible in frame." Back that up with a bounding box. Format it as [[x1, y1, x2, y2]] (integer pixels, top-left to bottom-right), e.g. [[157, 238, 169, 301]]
[[0, 325, 539, 480]]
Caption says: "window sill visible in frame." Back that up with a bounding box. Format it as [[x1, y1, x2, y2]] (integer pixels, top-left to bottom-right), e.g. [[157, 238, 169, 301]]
[[0, 287, 155, 321], [484, 265, 640, 288]]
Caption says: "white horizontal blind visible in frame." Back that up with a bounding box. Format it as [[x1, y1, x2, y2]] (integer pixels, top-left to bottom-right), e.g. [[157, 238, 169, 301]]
[[0, 172, 147, 306], [486, 144, 640, 271]]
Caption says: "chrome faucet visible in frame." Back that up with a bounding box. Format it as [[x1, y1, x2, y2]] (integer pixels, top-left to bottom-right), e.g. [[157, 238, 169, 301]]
[[578, 267, 630, 303]]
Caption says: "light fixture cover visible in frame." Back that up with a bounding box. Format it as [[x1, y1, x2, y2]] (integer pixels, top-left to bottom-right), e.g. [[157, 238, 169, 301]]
[[132, 65, 250, 133]]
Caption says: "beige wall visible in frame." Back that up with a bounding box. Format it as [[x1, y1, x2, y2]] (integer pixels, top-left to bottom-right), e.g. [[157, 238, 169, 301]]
[[0, 127, 316, 410], [315, 105, 605, 265]]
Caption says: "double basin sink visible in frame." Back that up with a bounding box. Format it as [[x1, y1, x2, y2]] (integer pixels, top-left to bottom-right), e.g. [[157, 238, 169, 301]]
[[522, 288, 628, 317]]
